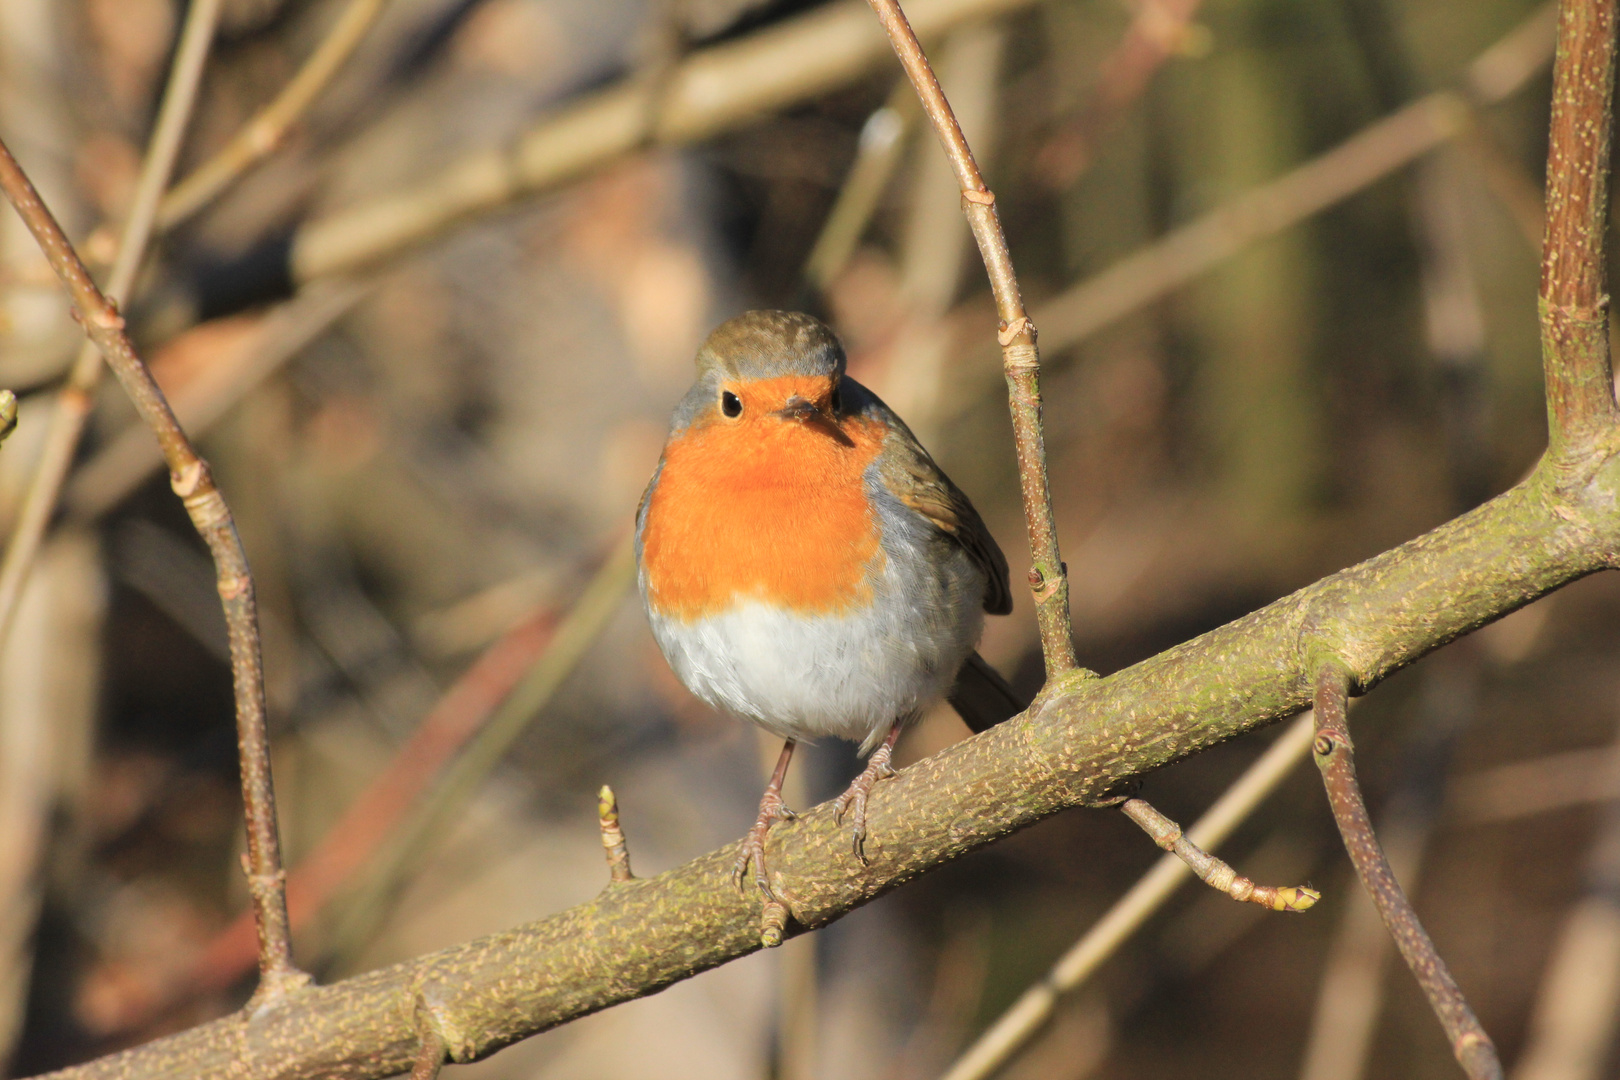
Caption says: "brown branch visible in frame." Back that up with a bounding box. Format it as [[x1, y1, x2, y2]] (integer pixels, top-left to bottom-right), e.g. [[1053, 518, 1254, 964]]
[[1311, 667, 1499, 1080], [156, 0, 390, 230], [866, 0, 1075, 673], [27, 453, 1619, 1080], [0, 0, 223, 671], [0, 137, 308, 1002], [1541, 0, 1619, 458]]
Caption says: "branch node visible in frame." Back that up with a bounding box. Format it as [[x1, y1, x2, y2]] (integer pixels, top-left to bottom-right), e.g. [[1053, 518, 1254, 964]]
[[1001, 342, 1039, 373], [996, 316, 1035, 347], [759, 899, 790, 948], [409, 995, 452, 1080], [960, 186, 995, 207], [170, 459, 207, 499], [88, 304, 124, 332], [598, 785, 635, 885], [183, 488, 234, 535]]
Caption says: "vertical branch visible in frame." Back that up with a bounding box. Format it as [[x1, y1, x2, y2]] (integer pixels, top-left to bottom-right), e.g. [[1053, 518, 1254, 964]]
[[0, 140, 308, 1000], [865, 0, 1076, 674], [1312, 667, 1499, 1080], [1540, 0, 1618, 458]]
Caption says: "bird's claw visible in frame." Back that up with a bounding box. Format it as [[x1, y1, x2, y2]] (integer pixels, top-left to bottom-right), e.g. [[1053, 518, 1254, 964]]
[[834, 746, 897, 865], [733, 790, 795, 899]]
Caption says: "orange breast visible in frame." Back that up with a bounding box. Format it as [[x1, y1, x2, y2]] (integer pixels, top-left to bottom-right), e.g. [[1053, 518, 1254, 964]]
[[642, 406, 887, 622]]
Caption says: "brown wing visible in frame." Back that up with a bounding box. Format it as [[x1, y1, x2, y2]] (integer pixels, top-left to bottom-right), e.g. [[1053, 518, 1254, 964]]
[[872, 402, 1013, 616]]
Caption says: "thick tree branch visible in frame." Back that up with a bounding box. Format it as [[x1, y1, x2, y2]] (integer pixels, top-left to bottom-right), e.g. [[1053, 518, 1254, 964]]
[[1541, 0, 1619, 458], [31, 455, 1620, 1080], [0, 138, 309, 1002]]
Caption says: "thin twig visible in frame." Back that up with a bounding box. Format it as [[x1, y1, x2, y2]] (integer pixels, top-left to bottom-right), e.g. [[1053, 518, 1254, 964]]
[[866, 0, 1075, 673], [0, 137, 309, 1001], [157, 0, 391, 230], [1312, 666, 1499, 1080], [598, 786, 635, 885], [940, 712, 1316, 1080], [0, 0, 223, 672], [1299, 652, 1478, 1080], [1119, 797, 1318, 911], [1540, 0, 1619, 457]]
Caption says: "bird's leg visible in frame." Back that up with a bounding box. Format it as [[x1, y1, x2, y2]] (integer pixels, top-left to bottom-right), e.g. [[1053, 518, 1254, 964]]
[[734, 738, 798, 899], [834, 721, 902, 863]]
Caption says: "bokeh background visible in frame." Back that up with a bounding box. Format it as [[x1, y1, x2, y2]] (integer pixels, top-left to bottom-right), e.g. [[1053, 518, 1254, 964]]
[[0, 0, 1613, 1077]]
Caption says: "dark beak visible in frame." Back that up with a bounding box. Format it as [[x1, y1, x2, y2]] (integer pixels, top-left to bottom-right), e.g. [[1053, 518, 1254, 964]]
[[775, 395, 853, 446]]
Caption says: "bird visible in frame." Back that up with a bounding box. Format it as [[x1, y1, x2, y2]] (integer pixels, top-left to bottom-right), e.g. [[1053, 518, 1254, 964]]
[[636, 310, 1023, 901]]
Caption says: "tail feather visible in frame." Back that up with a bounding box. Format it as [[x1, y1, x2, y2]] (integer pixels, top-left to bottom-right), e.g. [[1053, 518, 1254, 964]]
[[947, 651, 1029, 733]]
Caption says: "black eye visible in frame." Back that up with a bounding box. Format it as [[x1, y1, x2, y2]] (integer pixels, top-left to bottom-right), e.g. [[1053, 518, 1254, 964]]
[[721, 391, 743, 418]]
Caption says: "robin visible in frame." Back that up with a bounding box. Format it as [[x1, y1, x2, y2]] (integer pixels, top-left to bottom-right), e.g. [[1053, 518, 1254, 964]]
[[637, 310, 1024, 901]]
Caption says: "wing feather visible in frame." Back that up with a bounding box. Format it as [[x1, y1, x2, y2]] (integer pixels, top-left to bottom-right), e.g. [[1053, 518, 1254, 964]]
[[860, 383, 1013, 616]]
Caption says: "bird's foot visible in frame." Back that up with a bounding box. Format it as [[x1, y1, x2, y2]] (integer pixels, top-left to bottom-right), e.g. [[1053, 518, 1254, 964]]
[[834, 741, 897, 864], [733, 787, 796, 900]]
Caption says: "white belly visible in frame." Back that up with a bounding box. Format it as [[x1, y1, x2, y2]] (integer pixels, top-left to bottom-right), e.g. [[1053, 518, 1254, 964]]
[[646, 542, 984, 755]]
